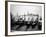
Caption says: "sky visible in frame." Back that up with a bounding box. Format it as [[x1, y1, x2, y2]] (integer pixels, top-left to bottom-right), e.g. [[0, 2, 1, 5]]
[[10, 4, 42, 17]]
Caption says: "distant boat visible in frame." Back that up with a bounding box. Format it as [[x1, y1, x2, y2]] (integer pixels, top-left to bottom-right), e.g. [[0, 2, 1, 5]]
[[16, 14, 39, 22]]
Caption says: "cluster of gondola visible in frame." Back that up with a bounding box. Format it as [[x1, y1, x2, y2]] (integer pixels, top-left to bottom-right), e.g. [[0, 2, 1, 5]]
[[11, 13, 42, 31]]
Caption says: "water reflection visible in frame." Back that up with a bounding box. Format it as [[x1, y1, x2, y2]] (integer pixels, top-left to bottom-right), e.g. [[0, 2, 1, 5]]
[[11, 13, 42, 31]]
